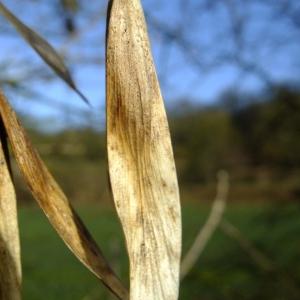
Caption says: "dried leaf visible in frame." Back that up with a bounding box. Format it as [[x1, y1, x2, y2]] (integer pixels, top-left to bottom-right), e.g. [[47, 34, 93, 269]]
[[106, 1, 182, 299], [0, 2, 89, 105], [0, 91, 128, 300], [0, 120, 21, 300]]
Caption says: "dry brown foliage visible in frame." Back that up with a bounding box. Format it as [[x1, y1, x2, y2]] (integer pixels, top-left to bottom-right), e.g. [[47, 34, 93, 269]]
[[106, 1, 181, 299], [0, 0, 182, 299]]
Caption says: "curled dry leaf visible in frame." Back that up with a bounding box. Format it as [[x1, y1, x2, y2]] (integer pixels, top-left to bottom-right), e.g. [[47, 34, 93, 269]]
[[0, 91, 128, 300], [106, 1, 182, 299], [0, 2, 89, 105], [0, 120, 21, 300]]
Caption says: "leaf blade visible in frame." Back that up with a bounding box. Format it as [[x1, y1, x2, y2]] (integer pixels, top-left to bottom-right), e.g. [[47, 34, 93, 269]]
[[106, 1, 182, 299], [0, 120, 21, 300], [0, 91, 128, 300], [0, 2, 89, 105]]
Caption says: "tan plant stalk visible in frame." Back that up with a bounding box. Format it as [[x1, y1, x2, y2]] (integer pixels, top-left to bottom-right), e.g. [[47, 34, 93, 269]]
[[220, 219, 275, 272], [0, 90, 128, 300], [0, 119, 22, 300], [181, 171, 229, 279], [106, 0, 182, 299]]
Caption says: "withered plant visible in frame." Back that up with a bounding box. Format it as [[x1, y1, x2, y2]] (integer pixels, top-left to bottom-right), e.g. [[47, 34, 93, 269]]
[[0, 1, 181, 299]]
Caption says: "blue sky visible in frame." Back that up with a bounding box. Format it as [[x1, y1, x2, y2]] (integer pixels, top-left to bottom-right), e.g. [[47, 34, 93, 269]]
[[0, 0, 299, 130]]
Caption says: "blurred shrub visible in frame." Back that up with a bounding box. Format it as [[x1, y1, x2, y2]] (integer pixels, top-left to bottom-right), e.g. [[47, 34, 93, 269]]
[[170, 108, 243, 183], [233, 87, 300, 167]]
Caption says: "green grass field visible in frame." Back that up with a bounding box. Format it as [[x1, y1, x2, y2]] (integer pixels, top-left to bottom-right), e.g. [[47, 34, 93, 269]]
[[19, 202, 300, 300]]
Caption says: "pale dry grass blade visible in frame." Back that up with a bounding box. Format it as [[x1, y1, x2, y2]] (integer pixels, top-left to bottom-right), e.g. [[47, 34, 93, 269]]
[[0, 2, 89, 105], [0, 120, 21, 300], [0, 91, 128, 300], [106, 1, 181, 299]]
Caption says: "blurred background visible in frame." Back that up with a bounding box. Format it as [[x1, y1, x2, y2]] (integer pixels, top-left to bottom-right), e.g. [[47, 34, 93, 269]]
[[1, 0, 300, 299]]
